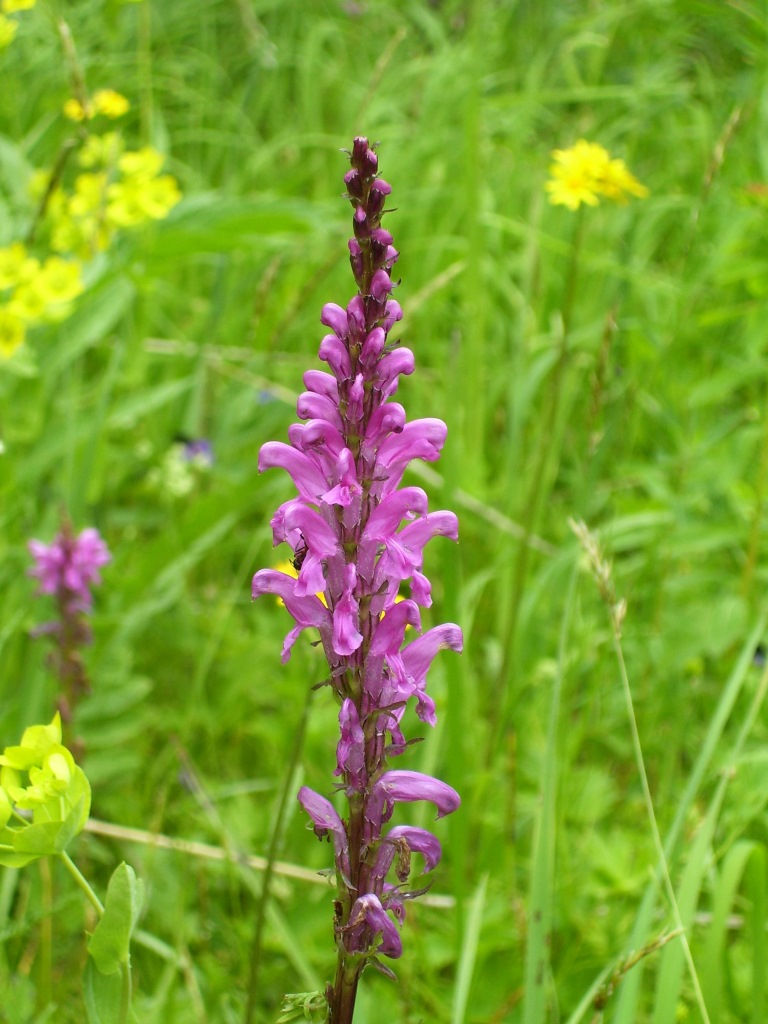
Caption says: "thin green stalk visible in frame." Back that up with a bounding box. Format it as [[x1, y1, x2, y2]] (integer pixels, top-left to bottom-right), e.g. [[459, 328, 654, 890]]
[[59, 850, 104, 916], [610, 624, 711, 1024], [59, 853, 134, 1024], [120, 959, 132, 1024], [571, 520, 710, 1023], [494, 208, 585, 753], [522, 563, 578, 1024], [741, 380, 768, 601], [137, 0, 154, 146], [244, 684, 314, 1024], [38, 857, 53, 1012]]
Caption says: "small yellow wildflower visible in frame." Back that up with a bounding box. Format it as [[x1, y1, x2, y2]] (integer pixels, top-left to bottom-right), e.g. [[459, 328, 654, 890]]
[[0, 242, 28, 290], [0, 307, 25, 358], [600, 157, 649, 202], [78, 131, 123, 169], [1, 0, 36, 12], [9, 282, 46, 322], [68, 172, 108, 219], [63, 97, 91, 122], [35, 257, 84, 306], [92, 89, 130, 119], [118, 147, 165, 180], [0, 14, 18, 50], [107, 174, 181, 226], [546, 139, 648, 210]]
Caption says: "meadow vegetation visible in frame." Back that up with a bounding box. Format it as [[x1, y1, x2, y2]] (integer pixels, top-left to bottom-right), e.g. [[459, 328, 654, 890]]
[[1, 1, 768, 1021]]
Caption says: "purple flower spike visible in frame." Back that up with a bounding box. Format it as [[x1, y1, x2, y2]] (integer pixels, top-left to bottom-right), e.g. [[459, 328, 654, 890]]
[[253, 139, 462, 1016], [28, 521, 111, 719]]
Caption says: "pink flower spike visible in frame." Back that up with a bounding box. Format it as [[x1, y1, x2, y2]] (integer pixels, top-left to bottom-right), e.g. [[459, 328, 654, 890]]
[[28, 526, 111, 610]]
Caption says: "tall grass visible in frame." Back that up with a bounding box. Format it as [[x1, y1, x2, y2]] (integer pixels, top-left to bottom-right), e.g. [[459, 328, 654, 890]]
[[2, 0, 768, 1021]]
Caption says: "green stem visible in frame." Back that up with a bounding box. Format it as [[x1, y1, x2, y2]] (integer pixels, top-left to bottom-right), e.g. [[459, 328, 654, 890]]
[[38, 857, 53, 1012], [59, 853, 134, 1024], [58, 850, 104, 915], [244, 684, 313, 1024], [493, 208, 585, 753], [328, 955, 363, 1024], [741, 382, 768, 601], [120, 961, 132, 1024]]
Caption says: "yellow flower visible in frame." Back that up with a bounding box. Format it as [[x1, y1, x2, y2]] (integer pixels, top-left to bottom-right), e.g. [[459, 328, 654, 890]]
[[78, 131, 122, 169], [0, 307, 25, 358], [0, 242, 28, 290], [9, 282, 46, 322], [36, 257, 84, 305], [118, 146, 165, 179], [1, 0, 36, 11], [600, 157, 649, 202], [92, 89, 130, 118], [546, 139, 648, 210], [69, 171, 108, 218], [63, 97, 91, 122], [0, 14, 18, 50], [107, 171, 181, 226]]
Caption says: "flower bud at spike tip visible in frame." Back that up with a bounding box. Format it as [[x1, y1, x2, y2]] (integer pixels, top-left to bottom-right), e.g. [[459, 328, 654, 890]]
[[251, 139, 462, 1015]]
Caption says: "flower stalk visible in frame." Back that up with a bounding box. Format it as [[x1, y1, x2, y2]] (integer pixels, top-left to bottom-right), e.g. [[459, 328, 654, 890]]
[[253, 138, 462, 1022], [28, 518, 111, 726]]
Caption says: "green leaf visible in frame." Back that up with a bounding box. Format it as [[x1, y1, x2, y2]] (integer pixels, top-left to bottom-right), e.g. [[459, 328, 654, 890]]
[[84, 959, 124, 1024], [11, 821, 64, 857], [148, 195, 317, 259], [46, 275, 135, 378], [88, 863, 144, 976]]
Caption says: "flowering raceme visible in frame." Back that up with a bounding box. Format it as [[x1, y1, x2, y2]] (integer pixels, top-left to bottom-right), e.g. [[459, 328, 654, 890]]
[[252, 138, 462, 1019], [28, 523, 111, 719]]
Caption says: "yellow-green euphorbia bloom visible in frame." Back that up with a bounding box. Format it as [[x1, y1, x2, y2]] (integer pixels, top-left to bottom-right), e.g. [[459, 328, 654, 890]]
[[0, 713, 91, 866]]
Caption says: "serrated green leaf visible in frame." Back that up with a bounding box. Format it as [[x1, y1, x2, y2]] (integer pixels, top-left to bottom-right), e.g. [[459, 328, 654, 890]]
[[88, 862, 144, 975]]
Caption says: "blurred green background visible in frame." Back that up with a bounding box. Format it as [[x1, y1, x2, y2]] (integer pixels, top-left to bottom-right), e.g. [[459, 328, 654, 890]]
[[2, 0, 768, 1021]]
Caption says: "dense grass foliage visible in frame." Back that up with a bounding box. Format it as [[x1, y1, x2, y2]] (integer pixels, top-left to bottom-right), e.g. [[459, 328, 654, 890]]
[[2, 0, 768, 1021]]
